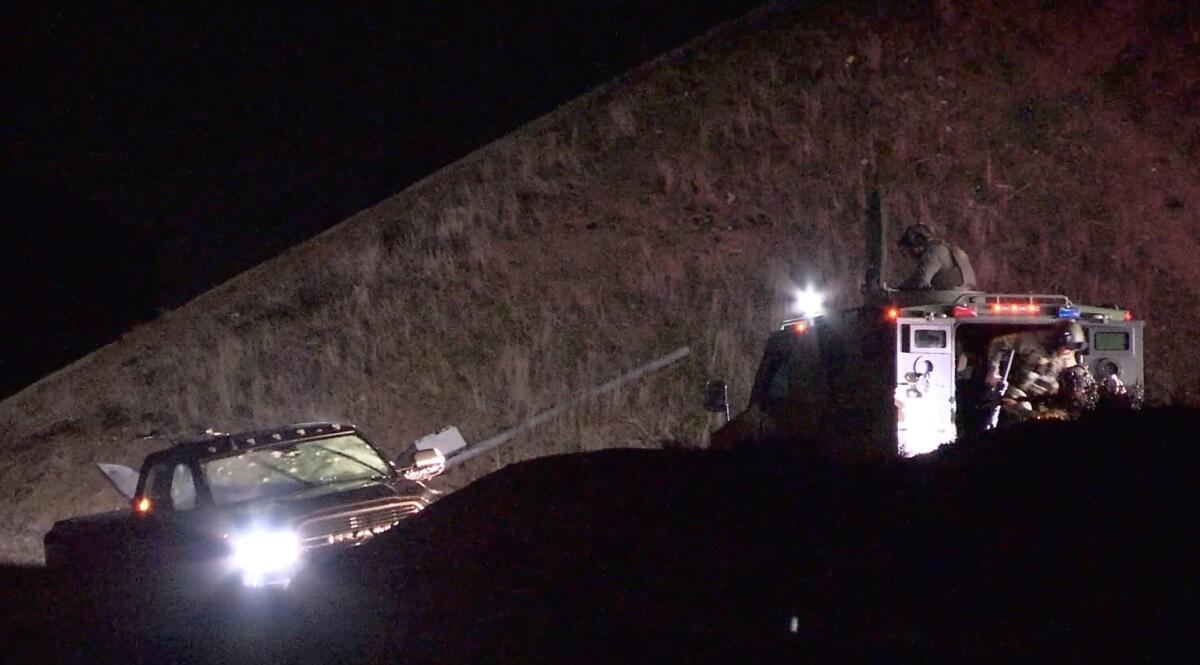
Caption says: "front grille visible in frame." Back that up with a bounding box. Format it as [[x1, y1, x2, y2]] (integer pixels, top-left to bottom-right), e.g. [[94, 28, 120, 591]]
[[297, 498, 426, 548]]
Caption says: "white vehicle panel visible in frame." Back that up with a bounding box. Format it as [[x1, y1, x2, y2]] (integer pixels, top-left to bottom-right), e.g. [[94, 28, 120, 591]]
[[895, 321, 955, 457]]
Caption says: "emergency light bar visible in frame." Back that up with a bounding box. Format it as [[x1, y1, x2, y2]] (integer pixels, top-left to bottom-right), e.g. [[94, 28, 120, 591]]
[[986, 303, 1042, 314], [944, 295, 1131, 322]]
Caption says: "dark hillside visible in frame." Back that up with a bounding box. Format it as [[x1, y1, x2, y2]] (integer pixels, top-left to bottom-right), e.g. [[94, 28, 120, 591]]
[[1, 0, 1197, 562], [3, 2, 762, 398]]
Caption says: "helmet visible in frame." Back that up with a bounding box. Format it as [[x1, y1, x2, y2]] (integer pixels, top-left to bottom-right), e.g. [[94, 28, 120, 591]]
[[898, 224, 935, 248], [1058, 321, 1088, 351]]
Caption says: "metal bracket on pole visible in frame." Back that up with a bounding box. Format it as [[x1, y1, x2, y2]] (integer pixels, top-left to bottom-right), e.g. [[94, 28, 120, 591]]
[[445, 346, 692, 468]]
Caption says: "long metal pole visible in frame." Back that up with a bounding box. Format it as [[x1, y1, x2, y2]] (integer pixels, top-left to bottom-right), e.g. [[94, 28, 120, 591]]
[[446, 346, 692, 467]]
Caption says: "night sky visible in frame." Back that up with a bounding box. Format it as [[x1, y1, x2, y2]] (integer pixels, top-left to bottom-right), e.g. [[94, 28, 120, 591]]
[[3, 1, 764, 398]]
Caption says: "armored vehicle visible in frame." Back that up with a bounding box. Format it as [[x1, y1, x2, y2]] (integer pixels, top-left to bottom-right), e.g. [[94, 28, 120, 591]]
[[708, 187, 1145, 458], [709, 290, 1143, 458]]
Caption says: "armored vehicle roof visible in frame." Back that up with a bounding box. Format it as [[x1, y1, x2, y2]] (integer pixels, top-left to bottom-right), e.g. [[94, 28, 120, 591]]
[[785, 290, 1135, 331]]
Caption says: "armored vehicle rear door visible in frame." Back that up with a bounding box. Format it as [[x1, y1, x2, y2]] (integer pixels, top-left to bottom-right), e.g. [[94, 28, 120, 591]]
[[895, 321, 956, 456]]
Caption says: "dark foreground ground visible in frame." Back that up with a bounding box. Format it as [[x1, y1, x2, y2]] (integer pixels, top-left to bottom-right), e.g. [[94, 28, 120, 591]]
[[4, 407, 1200, 663]]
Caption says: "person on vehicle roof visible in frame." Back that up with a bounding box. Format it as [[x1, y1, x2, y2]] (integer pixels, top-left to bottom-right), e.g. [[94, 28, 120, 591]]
[[897, 224, 978, 290]]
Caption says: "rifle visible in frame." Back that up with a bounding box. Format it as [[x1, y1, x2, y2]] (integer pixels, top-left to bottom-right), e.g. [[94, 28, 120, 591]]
[[985, 347, 1016, 430]]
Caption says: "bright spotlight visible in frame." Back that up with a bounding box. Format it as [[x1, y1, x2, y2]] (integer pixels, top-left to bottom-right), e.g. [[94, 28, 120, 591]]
[[232, 529, 300, 587], [791, 287, 825, 317]]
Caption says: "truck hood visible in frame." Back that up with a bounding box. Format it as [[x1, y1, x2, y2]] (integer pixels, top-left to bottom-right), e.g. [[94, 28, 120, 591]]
[[48, 508, 132, 532], [223, 477, 431, 528], [46, 478, 433, 546]]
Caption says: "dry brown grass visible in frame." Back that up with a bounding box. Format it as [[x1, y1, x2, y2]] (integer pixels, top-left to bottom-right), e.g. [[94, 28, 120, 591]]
[[1, 0, 1197, 563]]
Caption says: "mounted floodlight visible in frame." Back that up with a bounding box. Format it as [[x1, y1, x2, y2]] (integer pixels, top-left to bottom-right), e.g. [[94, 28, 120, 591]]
[[791, 287, 825, 317]]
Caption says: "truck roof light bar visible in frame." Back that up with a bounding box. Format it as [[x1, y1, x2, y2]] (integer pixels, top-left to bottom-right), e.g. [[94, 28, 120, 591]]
[[951, 305, 977, 317]]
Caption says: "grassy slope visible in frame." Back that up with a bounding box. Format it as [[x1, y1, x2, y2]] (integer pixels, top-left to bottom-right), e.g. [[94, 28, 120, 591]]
[[1, 0, 1197, 563]]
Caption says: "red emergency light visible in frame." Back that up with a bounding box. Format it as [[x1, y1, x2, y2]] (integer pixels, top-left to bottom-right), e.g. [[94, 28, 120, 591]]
[[1123, 311, 1133, 321], [792, 321, 809, 334], [987, 302, 1041, 315], [884, 306, 900, 322], [951, 305, 977, 317]]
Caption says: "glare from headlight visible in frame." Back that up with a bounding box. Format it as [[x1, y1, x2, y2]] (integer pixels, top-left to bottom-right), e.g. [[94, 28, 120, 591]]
[[232, 530, 300, 580], [792, 286, 824, 317]]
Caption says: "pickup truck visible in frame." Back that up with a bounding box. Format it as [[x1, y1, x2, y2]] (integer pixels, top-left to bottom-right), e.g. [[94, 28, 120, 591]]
[[44, 422, 444, 587]]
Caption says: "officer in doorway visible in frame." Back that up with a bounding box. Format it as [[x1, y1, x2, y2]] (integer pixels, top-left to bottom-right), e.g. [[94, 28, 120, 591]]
[[986, 321, 1096, 421], [897, 224, 978, 290]]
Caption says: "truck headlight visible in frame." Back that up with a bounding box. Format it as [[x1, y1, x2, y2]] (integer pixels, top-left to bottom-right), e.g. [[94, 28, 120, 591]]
[[231, 530, 300, 586]]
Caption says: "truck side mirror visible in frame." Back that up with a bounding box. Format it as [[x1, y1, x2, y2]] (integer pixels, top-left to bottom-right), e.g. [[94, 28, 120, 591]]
[[402, 448, 447, 481], [702, 379, 730, 424]]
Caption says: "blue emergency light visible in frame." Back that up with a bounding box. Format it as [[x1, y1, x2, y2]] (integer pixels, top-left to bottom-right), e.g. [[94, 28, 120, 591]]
[[1056, 306, 1081, 319]]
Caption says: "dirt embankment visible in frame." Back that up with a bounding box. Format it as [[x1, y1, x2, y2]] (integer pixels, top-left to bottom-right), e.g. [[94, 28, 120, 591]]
[[5, 406, 1200, 663]]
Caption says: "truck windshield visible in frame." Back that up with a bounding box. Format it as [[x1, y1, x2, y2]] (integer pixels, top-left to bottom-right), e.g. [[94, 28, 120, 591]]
[[201, 434, 391, 506]]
